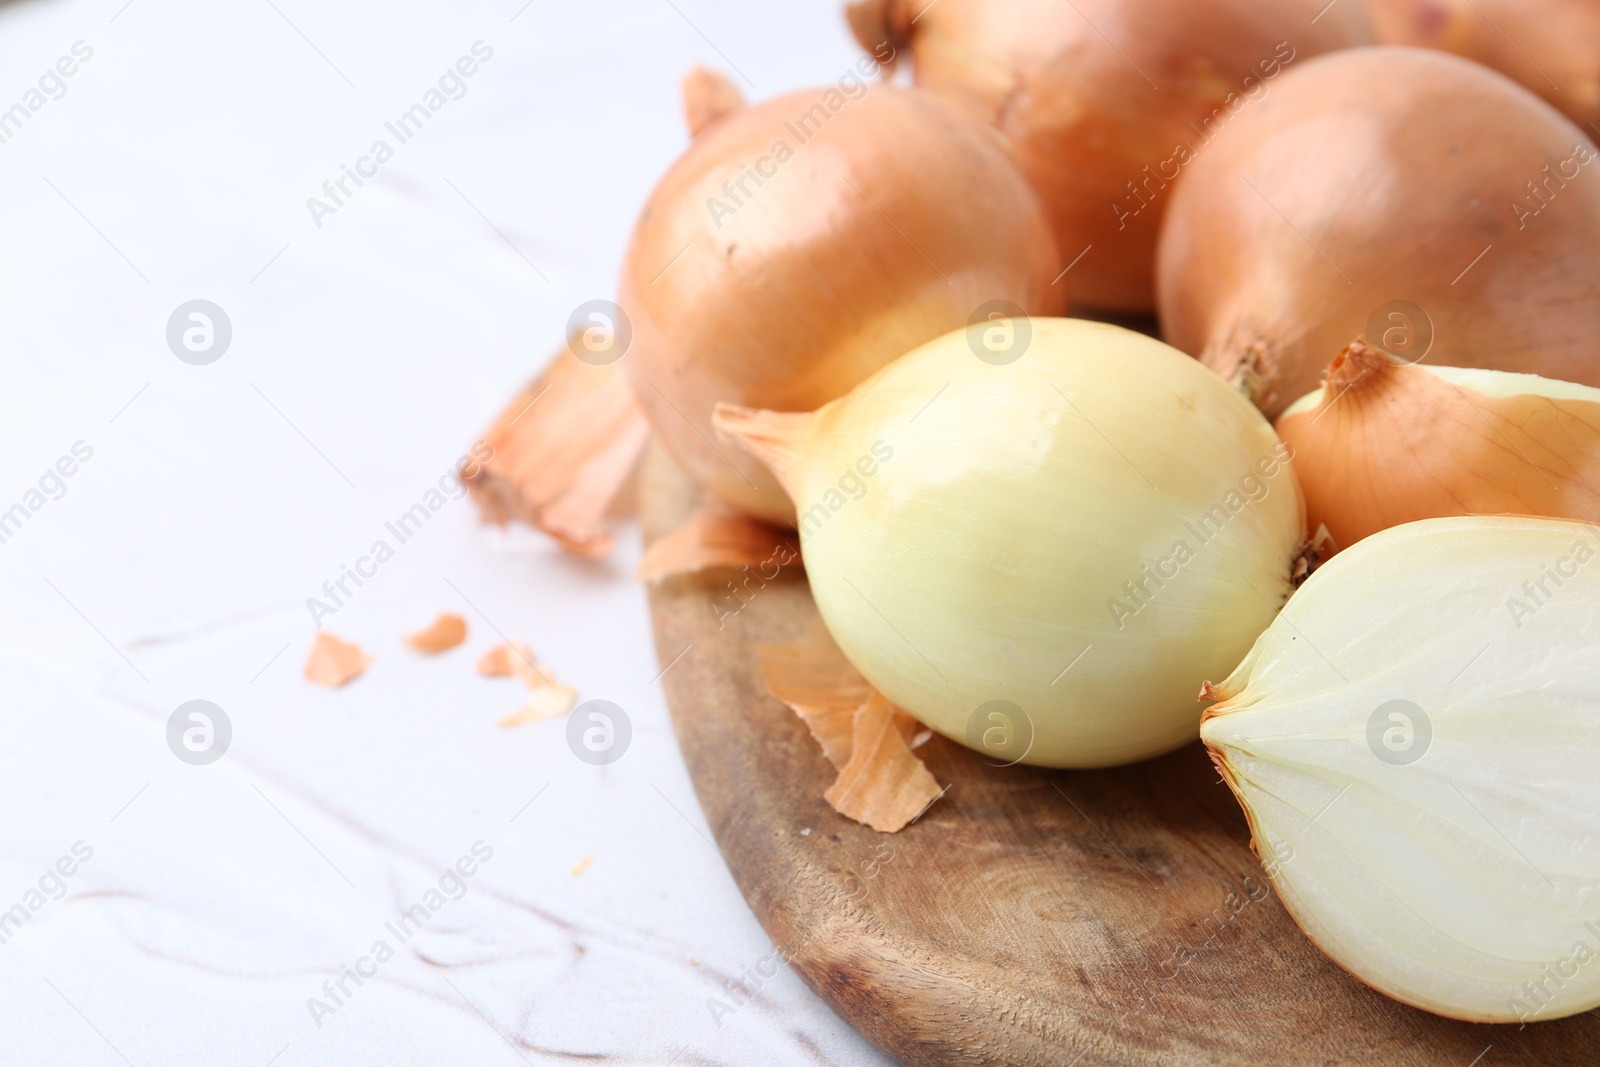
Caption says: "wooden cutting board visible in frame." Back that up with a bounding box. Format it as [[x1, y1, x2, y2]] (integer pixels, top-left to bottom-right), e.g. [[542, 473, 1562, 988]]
[[640, 443, 1600, 1067]]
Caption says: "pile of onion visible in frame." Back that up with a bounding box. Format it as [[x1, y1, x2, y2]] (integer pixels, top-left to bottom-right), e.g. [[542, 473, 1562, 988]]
[[1157, 46, 1600, 418], [845, 0, 1372, 311], [1366, 0, 1600, 129], [620, 73, 1063, 525], [1277, 339, 1600, 550]]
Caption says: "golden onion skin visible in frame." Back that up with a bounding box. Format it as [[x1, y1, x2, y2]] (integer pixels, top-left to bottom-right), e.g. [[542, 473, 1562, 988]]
[[1202, 516, 1600, 1023], [1367, 0, 1600, 131], [847, 0, 1372, 312], [720, 318, 1305, 768], [621, 84, 1064, 524], [1158, 47, 1600, 418], [1276, 342, 1600, 551]]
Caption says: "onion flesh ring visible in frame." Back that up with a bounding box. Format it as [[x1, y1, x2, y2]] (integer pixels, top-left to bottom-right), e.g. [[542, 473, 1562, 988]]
[[1202, 515, 1600, 1023]]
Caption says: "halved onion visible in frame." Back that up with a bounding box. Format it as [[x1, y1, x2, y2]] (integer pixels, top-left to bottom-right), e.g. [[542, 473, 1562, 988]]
[[1202, 515, 1600, 1022]]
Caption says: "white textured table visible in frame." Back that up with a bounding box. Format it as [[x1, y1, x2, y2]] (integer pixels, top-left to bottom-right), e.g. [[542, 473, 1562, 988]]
[[0, 1, 896, 1062]]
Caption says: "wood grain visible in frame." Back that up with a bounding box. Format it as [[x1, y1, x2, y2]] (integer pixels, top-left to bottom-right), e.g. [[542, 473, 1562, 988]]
[[640, 443, 1600, 1066]]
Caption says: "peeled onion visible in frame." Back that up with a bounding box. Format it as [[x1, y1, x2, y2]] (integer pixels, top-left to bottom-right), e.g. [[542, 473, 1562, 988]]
[[1278, 339, 1600, 550], [845, 0, 1372, 312], [620, 77, 1064, 524], [715, 318, 1305, 768], [1367, 0, 1600, 129], [1201, 515, 1600, 1023], [1158, 47, 1600, 417]]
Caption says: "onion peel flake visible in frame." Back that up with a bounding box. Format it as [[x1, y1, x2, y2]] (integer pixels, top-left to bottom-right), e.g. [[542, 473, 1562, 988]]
[[404, 612, 467, 654], [824, 691, 944, 834], [637, 507, 799, 583], [465, 341, 650, 557], [757, 616, 873, 769], [476, 640, 535, 677], [304, 632, 372, 688], [497, 677, 577, 727], [758, 617, 943, 831]]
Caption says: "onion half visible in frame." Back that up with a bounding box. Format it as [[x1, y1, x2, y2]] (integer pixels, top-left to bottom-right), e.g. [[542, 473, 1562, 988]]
[[1158, 47, 1600, 417], [621, 80, 1063, 524], [845, 0, 1372, 311], [1277, 339, 1600, 550], [1201, 515, 1600, 1023], [716, 318, 1305, 768]]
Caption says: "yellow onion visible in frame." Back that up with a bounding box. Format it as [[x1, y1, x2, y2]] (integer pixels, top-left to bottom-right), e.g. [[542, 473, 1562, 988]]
[[1201, 515, 1600, 1023], [845, 0, 1372, 312], [1278, 339, 1600, 551], [1157, 46, 1600, 417], [714, 317, 1305, 768], [1367, 0, 1600, 129], [620, 76, 1064, 524]]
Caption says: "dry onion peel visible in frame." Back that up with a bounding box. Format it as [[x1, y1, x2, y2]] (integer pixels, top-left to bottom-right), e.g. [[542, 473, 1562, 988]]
[[718, 317, 1306, 769], [476, 639, 535, 677], [404, 612, 467, 654], [824, 691, 943, 833], [1277, 340, 1600, 550], [758, 615, 877, 769], [304, 632, 372, 688], [498, 677, 578, 727], [465, 339, 650, 556], [1366, 0, 1600, 129], [845, 0, 1372, 311], [636, 506, 799, 584], [758, 618, 941, 831], [621, 79, 1064, 523], [494, 643, 577, 726], [1158, 47, 1600, 417], [509, 650, 557, 691], [1200, 515, 1600, 1023]]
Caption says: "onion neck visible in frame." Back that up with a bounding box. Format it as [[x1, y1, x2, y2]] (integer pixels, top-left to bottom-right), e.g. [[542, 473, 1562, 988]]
[[712, 403, 814, 498], [845, 0, 912, 75], [1324, 337, 1393, 395], [681, 66, 746, 138]]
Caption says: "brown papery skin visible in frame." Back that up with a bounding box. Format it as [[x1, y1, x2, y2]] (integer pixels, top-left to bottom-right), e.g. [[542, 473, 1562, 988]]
[[1158, 47, 1600, 418], [620, 85, 1063, 523], [1276, 340, 1600, 550], [1366, 0, 1600, 130], [846, 0, 1371, 312]]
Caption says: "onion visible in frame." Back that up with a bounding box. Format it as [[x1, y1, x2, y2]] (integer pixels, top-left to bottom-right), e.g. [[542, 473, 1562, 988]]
[[1157, 46, 1600, 418], [714, 318, 1305, 768], [1367, 0, 1600, 130], [845, 0, 1372, 312], [1277, 339, 1600, 550], [621, 75, 1064, 525], [1201, 515, 1600, 1023]]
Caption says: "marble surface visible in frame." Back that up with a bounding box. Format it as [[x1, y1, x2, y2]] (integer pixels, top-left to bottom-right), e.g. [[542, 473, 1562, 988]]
[[0, 0, 897, 1062]]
